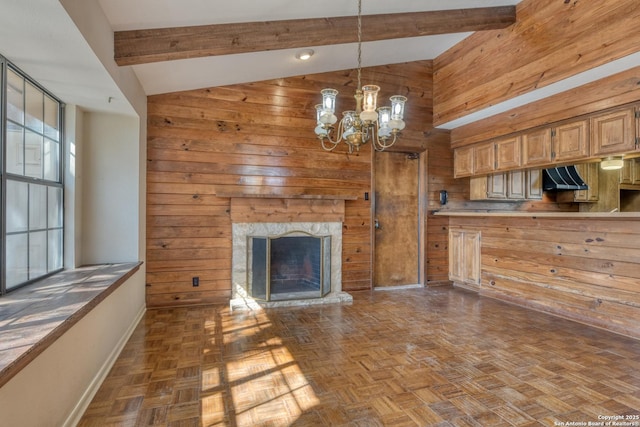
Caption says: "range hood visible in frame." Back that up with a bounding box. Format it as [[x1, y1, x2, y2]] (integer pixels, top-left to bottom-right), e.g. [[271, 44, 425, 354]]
[[543, 165, 589, 191]]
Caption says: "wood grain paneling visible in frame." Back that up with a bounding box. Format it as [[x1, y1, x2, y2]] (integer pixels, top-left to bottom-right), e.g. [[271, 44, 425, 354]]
[[450, 215, 640, 339], [434, 0, 640, 128], [115, 7, 515, 66], [147, 60, 452, 304]]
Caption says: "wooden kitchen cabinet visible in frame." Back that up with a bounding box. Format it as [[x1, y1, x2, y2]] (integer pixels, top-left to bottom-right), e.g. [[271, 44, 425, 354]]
[[522, 127, 552, 166], [557, 162, 599, 202], [523, 119, 589, 167], [453, 145, 474, 178], [620, 158, 640, 185], [590, 107, 636, 156], [554, 119, 589, 162], [449, 229, 481, 290], [470, 169, 542, 200], [495, 135, 522, 171], [474, 141, 496, 175]]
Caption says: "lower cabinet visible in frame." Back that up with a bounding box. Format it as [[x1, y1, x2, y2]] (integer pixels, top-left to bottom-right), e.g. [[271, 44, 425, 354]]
[[449, 229, 481, 290]]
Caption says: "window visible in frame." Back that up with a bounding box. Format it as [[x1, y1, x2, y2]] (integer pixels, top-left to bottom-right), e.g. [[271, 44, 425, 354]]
[[1, 57, 64, 294]]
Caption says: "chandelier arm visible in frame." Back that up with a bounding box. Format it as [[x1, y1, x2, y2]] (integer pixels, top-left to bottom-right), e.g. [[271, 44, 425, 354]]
[[320, 138, 341, 151], [372, 132, 399, 151]]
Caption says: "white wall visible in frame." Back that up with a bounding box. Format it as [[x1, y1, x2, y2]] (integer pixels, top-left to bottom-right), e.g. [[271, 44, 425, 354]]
[[0, 1, 149, 425], [81, 112, 141, 264], [0, 270, 146, 427]]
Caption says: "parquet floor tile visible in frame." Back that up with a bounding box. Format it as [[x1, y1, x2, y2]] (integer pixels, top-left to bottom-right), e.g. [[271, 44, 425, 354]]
[[78, 287, 640, 426]]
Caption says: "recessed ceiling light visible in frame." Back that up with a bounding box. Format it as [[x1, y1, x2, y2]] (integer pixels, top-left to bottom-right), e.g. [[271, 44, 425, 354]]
[[295, 49, 314, 61]]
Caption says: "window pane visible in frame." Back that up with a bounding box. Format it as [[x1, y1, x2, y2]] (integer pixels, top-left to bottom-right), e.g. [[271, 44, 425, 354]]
[[7, 69, 24, 125], [48, 186, 63, 228], [29, 231, 47, 279], [25, 81, 44, 133], [7, 180, 28, 233], [44, 95, 59, 140], [6, 122, 24, 175], [24, 130, 43, 179], [48, 229, 63, 272], [6, 234, 28, 289], [29, 184, 47, 230], [44, 139, 59, 181]]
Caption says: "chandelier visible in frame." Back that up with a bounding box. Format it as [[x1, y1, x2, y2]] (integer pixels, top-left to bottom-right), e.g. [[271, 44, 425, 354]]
[[314, 0, 407, 154]]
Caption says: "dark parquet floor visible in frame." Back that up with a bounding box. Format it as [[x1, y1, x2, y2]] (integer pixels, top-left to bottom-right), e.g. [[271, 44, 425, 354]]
[[78, 286, 640, 426]]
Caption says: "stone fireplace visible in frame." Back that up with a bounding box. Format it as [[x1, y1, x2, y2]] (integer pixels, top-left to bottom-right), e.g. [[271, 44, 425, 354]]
[[231, 222, 352, 309]]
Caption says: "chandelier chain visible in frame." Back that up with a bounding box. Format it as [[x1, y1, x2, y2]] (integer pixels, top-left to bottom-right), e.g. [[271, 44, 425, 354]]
[[357, 0, 362, 89]]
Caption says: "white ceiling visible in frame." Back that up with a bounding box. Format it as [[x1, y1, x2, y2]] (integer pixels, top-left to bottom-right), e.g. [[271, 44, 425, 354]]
[[2, 0, 523, 118], [4, 0, 640, 128], [97, 0, 523, 96]]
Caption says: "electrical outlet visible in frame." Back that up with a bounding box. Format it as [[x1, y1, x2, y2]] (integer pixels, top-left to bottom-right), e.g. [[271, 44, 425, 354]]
[[192, 276, 199, 287]]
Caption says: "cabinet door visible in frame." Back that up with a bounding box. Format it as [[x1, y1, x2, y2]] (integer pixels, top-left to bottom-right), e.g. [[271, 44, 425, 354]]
[[591, 108, 636, 156], [495, 135, 522, 171], [449, 229, 481, 289], [454, 146, 474, 178], [633, 159, 640, 185], [574, 163, 599, 202], [522, 128, 552, 166], [554, 119, 589, 162], [526, 169, 543, 200], [507, 170, 526, 199], [474, 142, 496, 175], [487, 173, 507, 198], [462, 231, 481, 286], [448, 230, 464, 282], [620, 159, 633, 184]]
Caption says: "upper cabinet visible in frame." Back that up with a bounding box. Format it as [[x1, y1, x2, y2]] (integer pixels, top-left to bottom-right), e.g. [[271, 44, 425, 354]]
[[554, 119, 589, 162], [495, 135, 522, 171], [453, 145, 474, 178], [456, 103, 640, 179], [590, 107, 637, 156], [474, 141, 496, 175], [522, 119, 589, 167], [522, 128, 552, 166]]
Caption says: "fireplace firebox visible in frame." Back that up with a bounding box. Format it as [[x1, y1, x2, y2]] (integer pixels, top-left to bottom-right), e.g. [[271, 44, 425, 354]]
[[248, 232, 331, 301]]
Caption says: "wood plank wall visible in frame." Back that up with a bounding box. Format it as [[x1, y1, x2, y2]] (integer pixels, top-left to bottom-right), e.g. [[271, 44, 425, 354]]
[[433, 0, 640, 130], [146, 60, 454, 306], [450, 215, 640, 339]]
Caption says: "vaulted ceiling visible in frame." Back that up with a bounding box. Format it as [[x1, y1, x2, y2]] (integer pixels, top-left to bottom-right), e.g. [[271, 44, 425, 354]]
[[99, 0, 521, 95], [3, 0, 523, 117]]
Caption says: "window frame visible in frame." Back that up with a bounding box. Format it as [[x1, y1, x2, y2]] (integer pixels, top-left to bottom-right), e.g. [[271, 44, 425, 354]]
[[1, 56, 65, 295]]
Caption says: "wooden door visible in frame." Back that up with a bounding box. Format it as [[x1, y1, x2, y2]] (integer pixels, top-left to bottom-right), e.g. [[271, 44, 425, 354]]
[[374, 151, 420, 288]]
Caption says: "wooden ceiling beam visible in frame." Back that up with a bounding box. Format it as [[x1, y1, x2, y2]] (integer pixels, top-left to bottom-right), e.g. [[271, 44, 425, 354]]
[[114, 6, 515, 66]]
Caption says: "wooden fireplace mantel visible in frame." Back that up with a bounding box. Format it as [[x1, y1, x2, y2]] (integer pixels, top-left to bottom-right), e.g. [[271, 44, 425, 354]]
[[216, 189, 358, 201], [229, 197, 347, 223]]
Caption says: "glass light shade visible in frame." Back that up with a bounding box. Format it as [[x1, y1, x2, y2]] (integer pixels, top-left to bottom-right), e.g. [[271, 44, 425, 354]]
[[390, 95, 407, 120], [362, 85, 380, 113], [600, 156, 624, 170], [315, 104, 324, 125], [321, 88, 338, 113], [342, 110, 356, 139], [378, 107, 392, 138]]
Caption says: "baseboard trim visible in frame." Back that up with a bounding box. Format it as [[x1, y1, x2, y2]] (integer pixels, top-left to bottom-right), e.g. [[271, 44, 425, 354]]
[[62, 305, 146, 427]]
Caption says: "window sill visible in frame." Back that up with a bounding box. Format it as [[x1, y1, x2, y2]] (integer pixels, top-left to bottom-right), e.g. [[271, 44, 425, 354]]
[[0, 262, 142, 388]]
